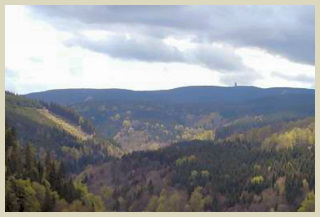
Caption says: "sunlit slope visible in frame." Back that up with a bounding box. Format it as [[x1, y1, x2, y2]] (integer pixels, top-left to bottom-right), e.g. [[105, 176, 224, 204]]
[[5, 92, 124, 159], [6, 93, 93, 141], [37, 108, 93, 141]]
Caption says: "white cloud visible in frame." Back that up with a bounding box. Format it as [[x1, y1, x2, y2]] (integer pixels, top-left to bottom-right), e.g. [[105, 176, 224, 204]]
[[235, 47, 315, 88]]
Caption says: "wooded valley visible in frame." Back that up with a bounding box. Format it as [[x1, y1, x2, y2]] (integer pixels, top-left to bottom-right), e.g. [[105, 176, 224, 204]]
[[5, 86, 315, 212]]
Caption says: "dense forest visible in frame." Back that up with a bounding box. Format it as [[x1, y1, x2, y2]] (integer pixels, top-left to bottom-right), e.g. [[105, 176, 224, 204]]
[[81, 118, 315, 212], [5, 123, 105, 211], [5, 87, 315, 212]]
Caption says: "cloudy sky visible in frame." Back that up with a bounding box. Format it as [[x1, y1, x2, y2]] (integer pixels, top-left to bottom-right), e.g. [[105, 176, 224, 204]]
[[5, 5, 315, 94]]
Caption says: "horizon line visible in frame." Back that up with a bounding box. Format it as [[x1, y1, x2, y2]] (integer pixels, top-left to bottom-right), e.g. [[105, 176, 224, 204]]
[[5, 84, 315, 95]]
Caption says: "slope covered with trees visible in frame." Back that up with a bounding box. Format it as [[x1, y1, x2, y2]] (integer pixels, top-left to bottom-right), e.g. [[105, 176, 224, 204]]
[[5, 92, 123, 173], [79, 118, 315, 212], [5, 123, 105, 211], [5, 87, 315, 212], [25, 87, 314, 153], [5, 93, 125, 211]]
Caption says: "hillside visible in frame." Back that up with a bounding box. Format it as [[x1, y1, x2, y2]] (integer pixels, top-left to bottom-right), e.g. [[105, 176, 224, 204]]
[[80, 117, 315, 211], [37, 108, 93, 141], [6, 86, 315, 212], [5, 93, 123, 170], [25, 86, 315, 153], [5, 122, 108, 211]]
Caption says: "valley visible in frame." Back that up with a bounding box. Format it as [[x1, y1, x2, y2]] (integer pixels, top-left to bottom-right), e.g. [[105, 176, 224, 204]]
[[26, 86, 314, 153], [5, 86, 315, 212], [4, 4, 315, 213]]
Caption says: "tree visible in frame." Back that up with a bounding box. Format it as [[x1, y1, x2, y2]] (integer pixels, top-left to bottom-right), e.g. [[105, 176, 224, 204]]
[[15, 179, 41, 211], [36, 161, 44, 183], [148, 180, 154, 194], [45, 152, 52, 177], [31, 182, 46, 209], [48, 162, 58, 190], [7, 136, 22, 176], [156, 189, 166, 212], [167, 192, 182, 211], [145, 196, 158, 211], [285, 174, 302, 204], [42, 188, 56, 211], [5, 178, 19, 211], [298, 192, 315, 212], [5, 124, 17, 148], [189, 187, 205, 211], [24, 143, 36, 179]]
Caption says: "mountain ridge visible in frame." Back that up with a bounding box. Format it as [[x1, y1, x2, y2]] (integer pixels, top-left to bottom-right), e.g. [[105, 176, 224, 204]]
[[25, 85, 315, 105]]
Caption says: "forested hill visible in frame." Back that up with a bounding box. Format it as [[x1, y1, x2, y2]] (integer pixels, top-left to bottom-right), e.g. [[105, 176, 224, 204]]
[[25, 86, 315, 105], [81, 122, 315, 212], [5, 92, 123, 171], [5, 92, 125, 211], [5, 90, 315, 212], [5, 91, 95, 138], [23, 86, 315, 153]]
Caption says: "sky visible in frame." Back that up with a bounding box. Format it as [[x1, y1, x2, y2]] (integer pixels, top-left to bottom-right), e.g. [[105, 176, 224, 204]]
[[5, 5, 315, 94]]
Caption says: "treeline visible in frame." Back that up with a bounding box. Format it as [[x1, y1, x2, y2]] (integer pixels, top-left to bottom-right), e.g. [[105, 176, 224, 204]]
[[6, 92, 44, 109], [5, 123, 105, 211]]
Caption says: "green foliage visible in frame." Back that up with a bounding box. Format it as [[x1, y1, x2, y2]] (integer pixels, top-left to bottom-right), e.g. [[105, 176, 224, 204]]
[[95, 135, 314, 211], [285, 174, 302, 204], [175, 155, 197, 166], [122, 120, 131, 128], [190, 170, 198, 180], [189, 187, 205, 211], [201, 170, 210, 178], [145, 196, 158, 211], [261, 122, 314, 150], [298, 192, 315, 212], [251, 176, 264, 184], [46, 102, 95, 134], [5, 123, 105, 212], [5, 177, 41, 211]]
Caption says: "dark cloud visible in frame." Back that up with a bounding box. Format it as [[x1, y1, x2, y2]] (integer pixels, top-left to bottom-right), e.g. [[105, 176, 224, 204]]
[[66, 35, 184, 63], [28, 5, 315, 65], [191, 45, 247, 72], [271, 71, 314, 84], [65, 34, 251, 73]]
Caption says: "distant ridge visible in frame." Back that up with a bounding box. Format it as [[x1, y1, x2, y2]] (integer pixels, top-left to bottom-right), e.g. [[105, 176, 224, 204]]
[[25, 86, 314, 105]]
